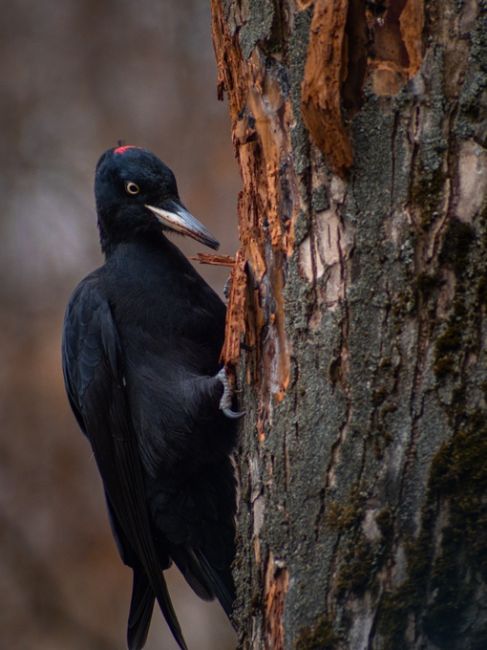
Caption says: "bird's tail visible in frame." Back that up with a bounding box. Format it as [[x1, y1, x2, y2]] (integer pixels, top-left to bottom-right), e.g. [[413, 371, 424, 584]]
[[128, 569, 188, 650], [127, 570, 154, 650]]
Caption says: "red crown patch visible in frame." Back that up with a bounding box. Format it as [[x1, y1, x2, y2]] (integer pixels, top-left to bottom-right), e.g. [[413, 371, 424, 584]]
[[114, 145, 140, 155]]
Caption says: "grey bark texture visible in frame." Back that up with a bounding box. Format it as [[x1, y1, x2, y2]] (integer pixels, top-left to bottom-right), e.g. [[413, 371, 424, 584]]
[[211, 1, 487, 649]]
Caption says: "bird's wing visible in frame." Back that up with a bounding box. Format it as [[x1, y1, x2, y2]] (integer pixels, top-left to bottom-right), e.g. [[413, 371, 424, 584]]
[[62, 277, 187, 650], [130, 359, 239, 618], [167, 457, 237, 618], [147, 432, 237, 617]]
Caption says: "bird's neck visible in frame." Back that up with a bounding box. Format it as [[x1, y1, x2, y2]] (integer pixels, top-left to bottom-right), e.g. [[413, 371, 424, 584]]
[[98, 220, 170, 260], [97, 218, 113, 257], [101, 233, 192, 285]]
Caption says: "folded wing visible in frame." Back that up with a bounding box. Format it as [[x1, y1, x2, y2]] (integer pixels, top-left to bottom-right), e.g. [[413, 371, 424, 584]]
[[62, 277, 187, 650]]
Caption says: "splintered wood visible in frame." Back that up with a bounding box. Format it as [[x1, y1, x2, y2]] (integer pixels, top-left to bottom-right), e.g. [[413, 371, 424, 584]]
[[189, 253, 235, 267], [211, 0, 295, 399], [301, 0, 424, 174], [368, 0, 425, 95], [212, 0, 425, 382], [264, 554, 289, 650], [399, 0, 425, 76], [301, 0, 353, 178], [220, 250, 247, 366]]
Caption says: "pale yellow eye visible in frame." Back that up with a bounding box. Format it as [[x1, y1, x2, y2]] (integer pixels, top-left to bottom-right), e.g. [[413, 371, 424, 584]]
[[125, 181, 140, 195]]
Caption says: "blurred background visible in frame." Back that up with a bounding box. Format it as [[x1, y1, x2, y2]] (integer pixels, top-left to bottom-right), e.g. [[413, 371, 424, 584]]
[[0, 1, 240, 648]]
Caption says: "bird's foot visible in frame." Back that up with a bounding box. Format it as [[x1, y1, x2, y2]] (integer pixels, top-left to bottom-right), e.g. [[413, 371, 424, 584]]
[[216, 368, 245, 419]]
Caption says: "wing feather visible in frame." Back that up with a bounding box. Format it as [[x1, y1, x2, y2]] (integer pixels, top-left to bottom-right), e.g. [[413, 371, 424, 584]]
[[62, 277, 187, 650]]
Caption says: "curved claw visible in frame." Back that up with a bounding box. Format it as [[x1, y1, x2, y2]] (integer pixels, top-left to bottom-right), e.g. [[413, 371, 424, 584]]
[[217, 368, 245, 420], [222, 406, 246, 419]]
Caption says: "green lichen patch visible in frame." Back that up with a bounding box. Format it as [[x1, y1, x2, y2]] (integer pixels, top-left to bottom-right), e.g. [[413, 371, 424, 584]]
[[327, 488, 386, 599], [391, 286, 417, 319], [377, 588, 413, 647], [336, 537, 376, 597], [423, 411, 487, 646], [433, 314, 466, 379], [326, 501, 360, 531], [478, 276, 487, 305], [435, 324, 463, 355], [429, 412, 487, 575], [438, 218, 476, 277], [377, 409, 487, 648], [295, 615, 341, 650], [434, 321, 464, 378], [325, 483, 365, 532], [433, 213, 487, 381], [371, 386, 388, 407], [410, 164, 447, 230], [335, 506, 398, 601], [376, 507, 394, 543], [415, 271, 443, 299], [376, 511, 435, 643]]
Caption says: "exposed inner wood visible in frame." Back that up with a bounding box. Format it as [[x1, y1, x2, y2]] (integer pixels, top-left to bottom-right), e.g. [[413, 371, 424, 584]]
[[211, 0, 295, 402], [301, 0, 425, 170], [264, 554, 289, 650], [301, 0, 353, 177], [189, 253, 235, 266]]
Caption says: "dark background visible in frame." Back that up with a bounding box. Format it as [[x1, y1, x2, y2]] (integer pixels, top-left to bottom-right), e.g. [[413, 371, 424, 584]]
[[0, 2, 240, 648]]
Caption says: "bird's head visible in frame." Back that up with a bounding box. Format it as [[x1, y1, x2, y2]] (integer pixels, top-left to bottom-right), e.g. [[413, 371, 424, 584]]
[[94, 145, 220, 253]]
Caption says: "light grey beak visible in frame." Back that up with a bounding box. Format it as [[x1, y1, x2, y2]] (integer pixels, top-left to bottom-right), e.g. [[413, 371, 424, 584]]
[[145, 199, 220, 250]]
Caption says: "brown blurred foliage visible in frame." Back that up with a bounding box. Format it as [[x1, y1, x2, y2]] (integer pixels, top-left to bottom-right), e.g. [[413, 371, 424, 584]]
[[0, 2, 239, 648]]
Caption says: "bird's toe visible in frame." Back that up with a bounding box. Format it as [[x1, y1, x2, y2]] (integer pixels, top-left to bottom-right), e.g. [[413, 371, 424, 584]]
[[217, 368, 245, 420]]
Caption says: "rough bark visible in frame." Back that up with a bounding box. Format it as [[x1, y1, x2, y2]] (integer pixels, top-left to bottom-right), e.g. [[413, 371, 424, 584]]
[[211, 1, 487, 648]]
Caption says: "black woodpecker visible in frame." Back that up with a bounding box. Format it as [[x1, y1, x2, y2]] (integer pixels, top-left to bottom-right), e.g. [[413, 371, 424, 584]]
[[62, 145, 241, 650]]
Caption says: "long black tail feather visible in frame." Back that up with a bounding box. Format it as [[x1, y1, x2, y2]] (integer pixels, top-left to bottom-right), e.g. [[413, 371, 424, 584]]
[[127, 570, 155, 650]]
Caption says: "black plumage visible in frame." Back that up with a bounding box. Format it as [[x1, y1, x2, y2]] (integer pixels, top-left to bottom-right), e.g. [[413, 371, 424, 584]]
[[62, 146, 239, 649]]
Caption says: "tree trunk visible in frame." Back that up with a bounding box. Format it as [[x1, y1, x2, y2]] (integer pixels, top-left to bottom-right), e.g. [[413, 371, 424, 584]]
[[211, 1, 487, 648]]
